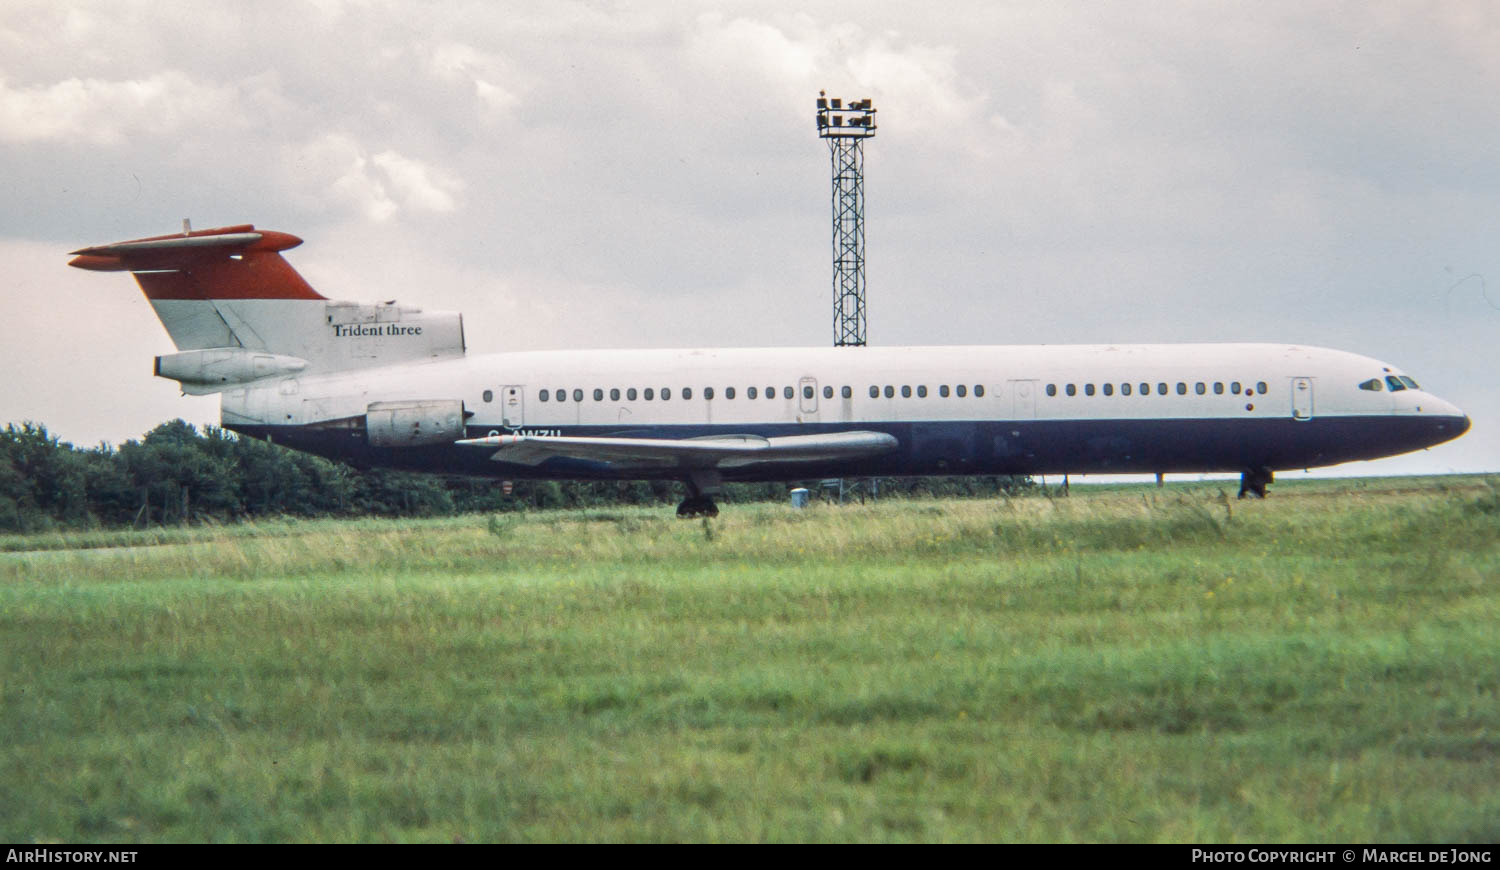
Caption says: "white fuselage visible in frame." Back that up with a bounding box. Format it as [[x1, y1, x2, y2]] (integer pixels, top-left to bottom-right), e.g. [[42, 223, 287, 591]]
[[221, 342, 1468, 480]]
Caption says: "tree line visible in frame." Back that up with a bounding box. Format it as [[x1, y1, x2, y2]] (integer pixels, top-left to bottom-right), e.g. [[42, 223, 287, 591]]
[[0, 420, 1033, 532]]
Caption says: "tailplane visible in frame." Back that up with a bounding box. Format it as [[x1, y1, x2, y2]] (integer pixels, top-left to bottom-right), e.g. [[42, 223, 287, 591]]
[[70, 223, 465, 393]]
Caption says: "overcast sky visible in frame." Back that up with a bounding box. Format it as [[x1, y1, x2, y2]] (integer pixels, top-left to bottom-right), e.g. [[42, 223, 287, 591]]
[[3, 1, 1496, 477]]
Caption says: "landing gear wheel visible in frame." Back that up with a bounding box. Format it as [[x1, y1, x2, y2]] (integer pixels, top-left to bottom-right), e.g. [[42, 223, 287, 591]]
[[676, 470, 723, 519], [676, 495, 719, 518], [1238, 467, 1273, 500]]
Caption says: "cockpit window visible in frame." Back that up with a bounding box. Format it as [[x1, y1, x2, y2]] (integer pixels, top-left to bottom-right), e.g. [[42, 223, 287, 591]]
[[1398, 376, 1420, 390], [1358, 378, 1383, 392], [1385, 376, 1406, 392]]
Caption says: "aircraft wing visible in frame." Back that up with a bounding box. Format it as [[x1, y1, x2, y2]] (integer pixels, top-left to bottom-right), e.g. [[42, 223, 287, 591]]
[[453, 431, 898, 470]]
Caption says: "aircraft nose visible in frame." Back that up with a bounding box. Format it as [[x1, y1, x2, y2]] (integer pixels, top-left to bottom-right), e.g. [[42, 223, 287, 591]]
[[1430, 406, 1470, 444], [1442, 399, 1470, 434]]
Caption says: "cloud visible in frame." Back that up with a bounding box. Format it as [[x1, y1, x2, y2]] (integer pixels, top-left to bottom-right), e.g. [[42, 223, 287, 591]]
[[371, 150, 462, 213], [425, 41, 524, 116], [0, 72, 241, 145], [282, 133, 462, 222], [686, 13, 991, 134]]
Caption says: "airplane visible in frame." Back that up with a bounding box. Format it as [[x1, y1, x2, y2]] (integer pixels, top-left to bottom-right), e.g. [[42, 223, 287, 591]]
[[69, 223, 1471, 516]]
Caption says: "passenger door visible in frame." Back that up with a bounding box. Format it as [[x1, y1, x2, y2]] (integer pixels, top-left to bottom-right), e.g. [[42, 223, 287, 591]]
[[1291, 377, 1313, 421], [501, 385, 525, 429]]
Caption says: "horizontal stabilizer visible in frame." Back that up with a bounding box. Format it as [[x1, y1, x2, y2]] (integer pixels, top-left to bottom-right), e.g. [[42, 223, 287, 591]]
[[455, 430, 899, 470], [67, 223, 323, 301], [70, 231, 265, 259], [68, 224, 305, 272]]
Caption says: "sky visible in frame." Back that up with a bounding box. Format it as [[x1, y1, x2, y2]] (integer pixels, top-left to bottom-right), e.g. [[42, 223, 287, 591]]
[[3, 1, 1496, 478]]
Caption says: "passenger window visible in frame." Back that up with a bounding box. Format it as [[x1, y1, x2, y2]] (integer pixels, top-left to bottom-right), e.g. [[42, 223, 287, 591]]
[[573, 389, 583, 402], [941, 385, 951, 397], [1121, 383, 1131, 396], [593, 388, 603, 401], [1066, 384, 1076, 397], [540, 389, 550, 402], [824, 385, 833, 399], [956, 385, 967, 398], [1195, 382, 1205, 395], [901, 385, 912, 398], [868, 386, 877, 399], [1157, 383, 1168, 395], [1103, 383, 1113, 396], [804, 385, 815, 399], [1256, 381, 1268, 395], [1214, 382, 1224, 395], [974, 385, 984, 397], [1084, 384, 1095, 396], [1139, 382, 1149, 396], [766, 386, 775, 399], [704, 387, 715, 400], [916, 385, 927, 398], [1046, 384, 1056, 397], [683, 387, 693, 400], [884, 385, 894, 398], [725, 387, 735, 399], [610, 388, 621, 401], [627, 388, 638, 401], [663, 388, 672, 400], [784, 386, 793, 399], [643, 388, 654, 401], [1358, 379, 1381, 392], [749, 387, 758, 399], [483, 389, 493, 403], [1231, 381, 1242, 395], [1176, 382, 1187, 395], [842, 386, 852, 399]]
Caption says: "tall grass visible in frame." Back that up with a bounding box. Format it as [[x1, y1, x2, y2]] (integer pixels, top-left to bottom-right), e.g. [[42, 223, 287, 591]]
[[1, 477, 1496, 842]]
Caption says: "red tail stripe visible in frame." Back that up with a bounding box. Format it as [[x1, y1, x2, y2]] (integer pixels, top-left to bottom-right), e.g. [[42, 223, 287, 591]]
[[69, 225, 325, 300]]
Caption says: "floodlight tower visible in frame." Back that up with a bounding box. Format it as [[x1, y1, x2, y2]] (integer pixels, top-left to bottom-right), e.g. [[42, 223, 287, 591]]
[[816, 92, 877, 347]]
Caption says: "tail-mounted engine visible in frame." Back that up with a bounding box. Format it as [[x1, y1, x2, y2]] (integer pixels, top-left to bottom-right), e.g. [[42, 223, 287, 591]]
[[365, 400, 467, 447], [156, 347, 308, 394]]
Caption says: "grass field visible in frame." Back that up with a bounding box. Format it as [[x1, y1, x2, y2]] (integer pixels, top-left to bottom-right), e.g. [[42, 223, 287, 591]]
[[2, 476, 1497, 842]]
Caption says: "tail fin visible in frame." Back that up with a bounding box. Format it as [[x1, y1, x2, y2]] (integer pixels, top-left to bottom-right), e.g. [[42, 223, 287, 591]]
[[70, 224, 464, 393]]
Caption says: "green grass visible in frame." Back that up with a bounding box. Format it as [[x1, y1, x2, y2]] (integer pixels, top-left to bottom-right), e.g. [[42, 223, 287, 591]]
[[2, 476, 1498, 842]]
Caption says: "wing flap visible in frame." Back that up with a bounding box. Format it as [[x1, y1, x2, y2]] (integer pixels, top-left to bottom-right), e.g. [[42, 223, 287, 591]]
[[454, 431, 898, 469]]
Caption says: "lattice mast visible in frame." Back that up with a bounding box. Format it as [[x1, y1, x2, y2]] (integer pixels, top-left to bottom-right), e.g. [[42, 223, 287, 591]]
[[816, 92, 877, 347]]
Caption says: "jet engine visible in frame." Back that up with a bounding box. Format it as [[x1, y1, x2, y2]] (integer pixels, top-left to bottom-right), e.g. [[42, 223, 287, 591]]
[[155, 347, 308, 394], [365, 400, 466, 447]]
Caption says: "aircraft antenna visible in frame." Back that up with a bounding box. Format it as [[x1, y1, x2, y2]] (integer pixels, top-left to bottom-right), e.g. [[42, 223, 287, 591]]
[[816, 92, 876, 347]]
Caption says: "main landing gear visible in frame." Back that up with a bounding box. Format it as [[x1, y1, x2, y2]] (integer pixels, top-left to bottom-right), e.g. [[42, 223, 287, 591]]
[[676, 469, 722, 519], [1238, 466, 1273, 500], [677, 494, 719, 518]]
